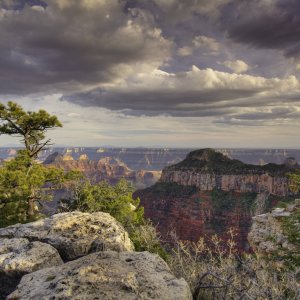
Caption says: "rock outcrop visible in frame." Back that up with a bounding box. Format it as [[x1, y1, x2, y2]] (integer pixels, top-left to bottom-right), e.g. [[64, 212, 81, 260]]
[[0, 238, 63, 298], [0, 212, 191, 300], [0, 212, 134, 261], [8, 251, 191, 300], [248, 200, 300, 266]]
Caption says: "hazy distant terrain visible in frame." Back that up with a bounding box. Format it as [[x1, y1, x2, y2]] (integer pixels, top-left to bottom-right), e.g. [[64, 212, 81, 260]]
[[0, 147, 299, 172]]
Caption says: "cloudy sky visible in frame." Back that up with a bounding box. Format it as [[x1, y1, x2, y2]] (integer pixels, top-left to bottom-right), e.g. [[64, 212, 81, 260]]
[[0, 0, 300, 148]]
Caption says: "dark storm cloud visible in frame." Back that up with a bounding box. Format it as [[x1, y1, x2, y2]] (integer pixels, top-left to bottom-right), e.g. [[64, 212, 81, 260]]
[[0, 0, 46, 10], [63, 86, 255, 117], [225, 0, 300, 59], [0, 0, 299, 125], [0, 0, 171, 94], [65, 87, 258, 117]]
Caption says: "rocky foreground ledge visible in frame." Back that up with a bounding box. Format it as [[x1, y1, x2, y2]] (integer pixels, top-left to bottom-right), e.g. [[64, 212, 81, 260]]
[[0, 212, 191, 300], [248, 200, 300, 268]]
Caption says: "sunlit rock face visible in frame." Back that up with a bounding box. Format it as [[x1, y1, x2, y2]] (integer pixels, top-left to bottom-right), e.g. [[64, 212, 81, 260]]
[[44, 152, 161, 188], [160, 149, 293, 197], [1, 212, 192, 300], [160, 172, 290, 196], [0, 238, 63, 299], [0, 212, 134, 261], [8, 251, 192, 300], [136, 149, 297, 252]]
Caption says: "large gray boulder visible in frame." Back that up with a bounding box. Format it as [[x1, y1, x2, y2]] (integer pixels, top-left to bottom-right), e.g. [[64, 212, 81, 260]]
[[0, 211, 134, 260], [0, 238, 63, 299], [8, 251, 192, 300]]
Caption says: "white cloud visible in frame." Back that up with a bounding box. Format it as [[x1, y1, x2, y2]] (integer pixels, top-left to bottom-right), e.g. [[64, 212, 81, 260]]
[[67, 112, 81, 117], [66, 65, 300, 123], [221, 60, 250, 73], [177, 46, 193, 57], [30, 6, 45, 12], [178, 35, 220, 56]]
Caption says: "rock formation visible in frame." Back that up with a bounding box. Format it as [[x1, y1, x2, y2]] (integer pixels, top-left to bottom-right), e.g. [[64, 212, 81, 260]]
[[0, 238, 63, 298], [44, 152, 160, 188], [160, 149, 294, 197], [135, 149, 297, 252], [248, 200, 300, 268], [8, 251, 191, 300], [0, 212, 191, 300], [0, 212, 134, 260]]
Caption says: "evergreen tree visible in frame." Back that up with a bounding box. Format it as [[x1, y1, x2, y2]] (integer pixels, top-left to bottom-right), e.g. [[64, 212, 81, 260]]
[[0, 102, 63, 226], [0, 101, 62, 158], [0, 150, 64, 226]]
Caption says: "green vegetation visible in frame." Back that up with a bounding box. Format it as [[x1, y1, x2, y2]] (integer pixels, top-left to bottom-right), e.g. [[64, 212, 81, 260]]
[[0, 102, 65, 226], [60, 178, 144, 229], [0, 102, 166, 259], [279, 202, 300, 270], [288, 169, 300, 194], [145, 182, 198, 197], [211, 188, 257, 213], [277, 172, 300, 270], [0, 151, 65, 227], [60, 178, 167, 259]]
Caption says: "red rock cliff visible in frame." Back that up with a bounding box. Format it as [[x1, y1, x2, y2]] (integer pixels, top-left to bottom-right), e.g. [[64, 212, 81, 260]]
[[135, 149, 297, 252]]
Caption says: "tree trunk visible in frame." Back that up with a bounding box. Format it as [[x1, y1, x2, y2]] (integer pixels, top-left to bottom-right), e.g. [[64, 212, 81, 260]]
[[27, 197, 36, 219]]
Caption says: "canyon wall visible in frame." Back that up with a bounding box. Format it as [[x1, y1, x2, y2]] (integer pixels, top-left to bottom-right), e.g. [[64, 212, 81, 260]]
[[44, 152, 161, 188], [136, 149, 298, 252], [160, 171, 290, 196]]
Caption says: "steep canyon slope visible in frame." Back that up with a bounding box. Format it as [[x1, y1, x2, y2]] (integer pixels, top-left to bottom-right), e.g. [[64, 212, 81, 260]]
[[135, 149, 298, 251]]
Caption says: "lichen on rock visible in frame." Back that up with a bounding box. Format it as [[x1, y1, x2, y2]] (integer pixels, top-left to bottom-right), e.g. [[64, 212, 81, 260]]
[[0, 238, 63, 299], [8, 251, 192, 300], [0, 211, 134, 261], [248, 200, 300, 269]]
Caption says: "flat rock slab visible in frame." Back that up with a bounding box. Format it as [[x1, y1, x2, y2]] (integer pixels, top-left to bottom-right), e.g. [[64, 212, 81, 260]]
[[0, 238, 63, 299], [0, 212, 134, 260], [8, 251, 192, 300]]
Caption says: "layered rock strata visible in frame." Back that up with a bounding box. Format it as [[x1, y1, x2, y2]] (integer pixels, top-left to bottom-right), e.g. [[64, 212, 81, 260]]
[[136, 149, 296, 251], [161, 172, 289, 196]]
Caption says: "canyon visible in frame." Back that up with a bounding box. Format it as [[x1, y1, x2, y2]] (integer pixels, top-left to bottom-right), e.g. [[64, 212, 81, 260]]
[[1, 147, 300, 171], [43, 152, 161, 189], [135, 149, 299, 252]]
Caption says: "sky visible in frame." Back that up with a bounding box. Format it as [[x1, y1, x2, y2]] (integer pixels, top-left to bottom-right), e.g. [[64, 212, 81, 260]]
[[0, 0, 300, 148]]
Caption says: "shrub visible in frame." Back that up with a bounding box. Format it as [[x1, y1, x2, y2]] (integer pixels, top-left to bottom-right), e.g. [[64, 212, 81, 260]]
[[168, 230, 299, 299], [59, 178, 168, 259]]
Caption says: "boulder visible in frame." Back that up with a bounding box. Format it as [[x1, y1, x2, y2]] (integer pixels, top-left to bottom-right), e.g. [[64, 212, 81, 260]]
[[0, 238, 63, 299], [8, 251, 192, 300], [0, 212, 134, 261]]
